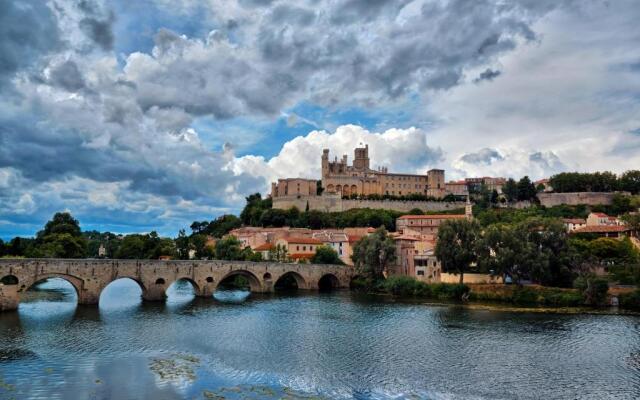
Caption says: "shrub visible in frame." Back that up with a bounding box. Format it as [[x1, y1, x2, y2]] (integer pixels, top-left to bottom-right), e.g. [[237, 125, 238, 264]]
[[619, 290, 640, 311], [382, 277, 469, 300], [574, 276, 610, 306], [511, 287, 540, 305]]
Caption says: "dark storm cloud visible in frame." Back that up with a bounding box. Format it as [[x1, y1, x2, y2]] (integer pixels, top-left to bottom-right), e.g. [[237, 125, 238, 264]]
[[79, 14, 115, 50], [127, 0, 559, 119], [460, 148, 504, 165], [0, 1, 61, 87], [474, 68, 502, 83], [49, 60, 86, 91]]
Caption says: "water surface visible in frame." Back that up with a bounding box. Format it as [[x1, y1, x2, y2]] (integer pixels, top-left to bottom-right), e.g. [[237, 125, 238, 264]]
[[0, 278, 639, 399]]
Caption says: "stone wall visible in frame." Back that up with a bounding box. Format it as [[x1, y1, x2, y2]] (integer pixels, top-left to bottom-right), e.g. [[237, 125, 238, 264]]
[[440, 273, 503, 284], [0, 284, 18, 312], [537, 192, 629, 207], [273, 194, 464, 213]]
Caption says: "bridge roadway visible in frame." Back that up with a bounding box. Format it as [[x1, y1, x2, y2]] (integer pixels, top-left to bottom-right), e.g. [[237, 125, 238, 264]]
[[0, 258, 354, 311]]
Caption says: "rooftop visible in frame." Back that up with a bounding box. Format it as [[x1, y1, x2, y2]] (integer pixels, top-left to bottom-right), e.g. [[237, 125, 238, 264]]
[[398, 214, 466, 220], [572, 225, 630, 234]]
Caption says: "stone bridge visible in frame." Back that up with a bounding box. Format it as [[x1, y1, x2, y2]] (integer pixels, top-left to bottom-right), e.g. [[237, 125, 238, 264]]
[[0, 259, 355, 311]]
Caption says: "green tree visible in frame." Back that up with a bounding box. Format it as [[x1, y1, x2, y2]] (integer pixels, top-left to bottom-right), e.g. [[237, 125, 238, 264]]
[[191, 234, 215, 259], [351, 227, 396, 288], [516, 176, 537, 201], [311, 245, 344, 265], [503, 178, 518, 202], [115, 235, 146, 259], [215, 236, 244, 260], [240, 193, 272, 226], [34, 212, 87, 258], [620, 170, 640, 194], [175, 229, 191, 259], [205, 214, 242, 237], [268, 244, 289, 262], [435, 219, 481, 284]]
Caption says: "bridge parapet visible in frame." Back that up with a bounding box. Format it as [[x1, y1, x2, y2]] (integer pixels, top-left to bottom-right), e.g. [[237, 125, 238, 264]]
[[0, 259, 354, 311]]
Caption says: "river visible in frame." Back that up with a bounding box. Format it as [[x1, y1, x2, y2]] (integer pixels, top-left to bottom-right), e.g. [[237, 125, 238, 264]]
[[0, 278, 639, 399]]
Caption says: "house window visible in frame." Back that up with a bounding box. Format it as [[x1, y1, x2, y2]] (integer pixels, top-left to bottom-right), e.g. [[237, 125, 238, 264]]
[[303, 246, 306, 251], [417, 270, 424, 276], [296, 246, 300, 251]]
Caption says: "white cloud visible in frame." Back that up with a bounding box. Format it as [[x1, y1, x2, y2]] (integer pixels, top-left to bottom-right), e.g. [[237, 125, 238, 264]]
[[231, 124, 443, 192]]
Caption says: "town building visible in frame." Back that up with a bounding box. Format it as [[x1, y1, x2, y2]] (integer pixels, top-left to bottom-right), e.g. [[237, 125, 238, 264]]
[[563, 218, 587, 232], [275, 237, 323, 262], [270, 145, 463, 200], [396, 214, 467, 239], [271, 178, 318, 198], [586, 212, 622, 226]]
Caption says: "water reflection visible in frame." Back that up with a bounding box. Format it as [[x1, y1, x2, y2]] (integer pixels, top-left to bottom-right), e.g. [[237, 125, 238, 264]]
[[99, 278, 143, 312], [0, 279, 638, 399], [213, 289, 251, 304]]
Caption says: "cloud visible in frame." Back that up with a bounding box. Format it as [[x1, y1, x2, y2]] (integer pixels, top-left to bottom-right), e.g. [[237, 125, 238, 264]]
[[0, 1, 61, 87], [459, 148, 504, 165], [474, 68, 501, 83], [231, 124, 443, 192]]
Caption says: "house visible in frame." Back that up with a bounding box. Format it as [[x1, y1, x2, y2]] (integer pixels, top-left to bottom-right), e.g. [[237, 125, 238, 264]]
[[396, 214, 466, 237], [312, 230, 352, 265], [253, 243, 274, 260], [586, 212, 621, 227], [563, 218, 587, 232], [275, 237, 323, 263], [571, 225, 631, 238]]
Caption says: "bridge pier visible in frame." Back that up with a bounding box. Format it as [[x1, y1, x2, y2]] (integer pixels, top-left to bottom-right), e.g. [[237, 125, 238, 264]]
[[0, 284, 19, 312], [142, 286, 167, 302]]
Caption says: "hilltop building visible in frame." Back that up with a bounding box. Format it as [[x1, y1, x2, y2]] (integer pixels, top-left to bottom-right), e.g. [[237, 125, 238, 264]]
[[320, 144, 449, 198]]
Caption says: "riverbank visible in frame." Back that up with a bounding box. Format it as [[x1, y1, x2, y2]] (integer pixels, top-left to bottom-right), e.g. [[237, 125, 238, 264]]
[[381, 276, 640, 312]]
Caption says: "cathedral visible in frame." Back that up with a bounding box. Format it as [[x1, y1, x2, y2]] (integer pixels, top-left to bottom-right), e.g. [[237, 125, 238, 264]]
[[271, 145, 455, 199]]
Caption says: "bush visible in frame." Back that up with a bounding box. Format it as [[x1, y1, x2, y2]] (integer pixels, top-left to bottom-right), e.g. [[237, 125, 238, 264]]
[[574, 276, 609, 306], [382, 277, 469, 300], [511, 287, 540, 305], [619, 290, 640, 310]]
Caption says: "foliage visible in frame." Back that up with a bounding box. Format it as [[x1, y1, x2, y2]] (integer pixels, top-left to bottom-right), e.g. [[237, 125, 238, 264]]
[[502, 178, 518, 202], [191, 214, 241, 238], [32, 212, 88, 258], [311, 245, 344, 265], [214, 236, 244, 260], [382, 276, 470, 300], [435, 219, 481, 284], [240, 193, 272, 226], [469, 285, 584, 307], [114, 231, 175, 259], [268, 244, 289, 263], [619, 290, 640, 310], [620, 170, 640, 194], [548, 171, 629, 193], [621, 212, 640, 232], [573, 276, 610, 306], [351, 227, 396, 289], [516, 176, 537, 201]]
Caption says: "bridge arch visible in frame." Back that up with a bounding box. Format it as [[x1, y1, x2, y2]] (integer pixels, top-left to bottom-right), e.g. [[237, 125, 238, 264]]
[[274, 271, 307, 291], [167, 277, 200, 294], [99, 277, 146, 305], [1, 275, 19, 285], [318, 273, 340, 291], [25, 273, 83, 298], [217, 270, 262, 292]]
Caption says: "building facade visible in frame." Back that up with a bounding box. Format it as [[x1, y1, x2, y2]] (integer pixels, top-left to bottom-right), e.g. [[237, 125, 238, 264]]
[[320, 145, 449, 198]]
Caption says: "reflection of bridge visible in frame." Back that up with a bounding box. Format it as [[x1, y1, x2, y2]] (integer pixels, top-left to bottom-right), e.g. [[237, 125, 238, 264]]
[[0, 259, 354, 311]]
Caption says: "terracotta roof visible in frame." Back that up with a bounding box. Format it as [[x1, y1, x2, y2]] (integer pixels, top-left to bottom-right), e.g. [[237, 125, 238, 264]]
[[394, 235, 420, 241], [348, 235, 364, 243], [283, 237, 323, 245], [591, 212, 609, 218], [253, 243, 274, 251], [398, 214, 466, 220], [573, 225, 630, 233], [289, 253, 315, 260], [563, 218, 586, 224]]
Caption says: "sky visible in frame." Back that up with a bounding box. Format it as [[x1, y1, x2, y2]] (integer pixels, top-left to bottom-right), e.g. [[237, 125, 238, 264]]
[[1, 0, 639, 239]]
